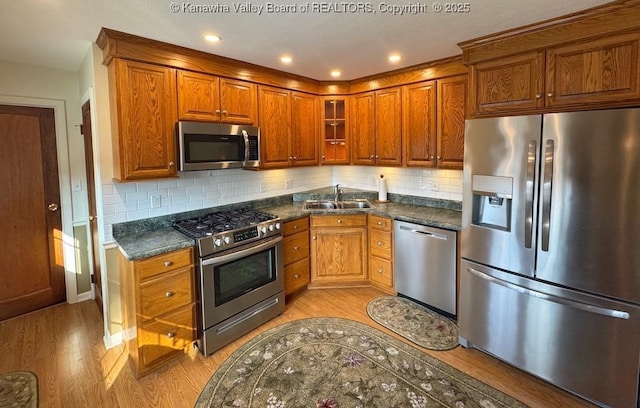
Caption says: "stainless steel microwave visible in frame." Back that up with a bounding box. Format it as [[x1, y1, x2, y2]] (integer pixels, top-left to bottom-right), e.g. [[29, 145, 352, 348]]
[[177, 121, 260, 171]]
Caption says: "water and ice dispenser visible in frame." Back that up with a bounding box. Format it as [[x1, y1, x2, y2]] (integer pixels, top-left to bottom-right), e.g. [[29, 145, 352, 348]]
[[471, 175, 513, 231]]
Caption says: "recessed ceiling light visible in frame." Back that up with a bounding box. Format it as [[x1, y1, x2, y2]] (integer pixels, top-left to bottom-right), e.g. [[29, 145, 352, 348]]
[[389, 54, 401, 63], [280, 55, 293, 64], [204, 34, 222, 43], [330, 70, 342, 78]]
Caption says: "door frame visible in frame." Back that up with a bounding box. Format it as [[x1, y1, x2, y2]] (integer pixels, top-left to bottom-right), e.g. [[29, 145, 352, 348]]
[[0, 94, 79, 303]]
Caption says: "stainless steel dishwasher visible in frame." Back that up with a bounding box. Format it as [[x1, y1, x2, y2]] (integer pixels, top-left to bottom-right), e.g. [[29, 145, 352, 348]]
[[394, 220, 457, 316]]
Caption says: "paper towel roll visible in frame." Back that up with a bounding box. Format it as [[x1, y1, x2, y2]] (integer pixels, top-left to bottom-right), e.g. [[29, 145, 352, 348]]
[[378, 175, 388, 202]]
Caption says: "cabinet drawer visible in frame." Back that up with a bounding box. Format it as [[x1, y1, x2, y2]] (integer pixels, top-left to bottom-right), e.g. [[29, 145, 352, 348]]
[[284, 232, 309, 265], [370, 257, 393, 287], [136, 247, 193, 281], [369, 215, 392, 231], [140, 267, 193, 320], [138, 304, 195, 368], [311, 215, 367, 228], [284, 217, 309, 236], [284, 258, 310, 295], [369, 229, 392, 259]]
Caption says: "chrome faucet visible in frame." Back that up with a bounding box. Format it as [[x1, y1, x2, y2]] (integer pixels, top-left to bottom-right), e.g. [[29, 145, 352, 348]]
[[334, 184, 343, 202]]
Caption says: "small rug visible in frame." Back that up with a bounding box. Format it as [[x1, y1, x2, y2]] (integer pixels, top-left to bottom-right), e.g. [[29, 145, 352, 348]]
[[367, 296, 459, 351], [0, 371, 38, 408], [195, 317, 527, 408]]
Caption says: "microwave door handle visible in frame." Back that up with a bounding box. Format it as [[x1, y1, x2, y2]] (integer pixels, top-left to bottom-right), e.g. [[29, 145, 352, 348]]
[[242, 130, 250, 168]]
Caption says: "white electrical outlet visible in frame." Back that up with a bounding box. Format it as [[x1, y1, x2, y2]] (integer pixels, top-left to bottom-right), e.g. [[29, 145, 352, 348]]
[[285, 179, 293, 189], [150, 194, 162, 208], [260, 181, 268, 193]]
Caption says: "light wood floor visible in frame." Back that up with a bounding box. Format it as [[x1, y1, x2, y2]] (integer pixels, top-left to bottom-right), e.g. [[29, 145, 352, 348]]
[[0, 287, 593, 407]]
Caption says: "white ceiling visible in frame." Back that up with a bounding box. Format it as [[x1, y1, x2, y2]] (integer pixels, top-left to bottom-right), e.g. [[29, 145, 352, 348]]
[[3, 0, 613, 80]]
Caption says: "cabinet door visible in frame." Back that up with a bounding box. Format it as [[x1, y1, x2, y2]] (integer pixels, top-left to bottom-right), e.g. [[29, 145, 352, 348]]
[[177, 70, 220, 121], [350, 92, 375, 165], [321, 97, 349, 165], [545, 32, 640, 108], [111, 59, 178, 180], [219, 78, 257, 124], [437, 75, 467, 169], [470, 51, 545, 115], [258, 86, 292, 169], [375, 87, 402, 166], [311, 227, 367, 283], [291, 92, 319, 166], [402, 81, 437, 167]]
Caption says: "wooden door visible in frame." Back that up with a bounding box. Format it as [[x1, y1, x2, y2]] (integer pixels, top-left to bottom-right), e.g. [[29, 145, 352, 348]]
[[375, 87, 402, 166], [219, 78, 257, 124], [545, 32, 640, 108], [403, 81, 437, 167], [81, 101, 103, 316], [470, 51, 545, 115], [310, 228, 367, 284], [290, 92, 318, 166], [0, 105, 66, 321], [177, 70, 220, 121], [350, 92, 375, 165], [111, 59, 177, 180], [258, 86, 291, 169], [437, 75, 467, 169]]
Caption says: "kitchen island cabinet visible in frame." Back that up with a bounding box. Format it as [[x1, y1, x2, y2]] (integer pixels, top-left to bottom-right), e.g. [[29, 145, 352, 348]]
[[119, 247, 195, 378]]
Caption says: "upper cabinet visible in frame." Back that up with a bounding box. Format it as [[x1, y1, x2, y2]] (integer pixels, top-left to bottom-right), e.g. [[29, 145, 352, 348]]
[[350, 88, 402, 166], [108, 59, 178, 181], [321, 97, 349, 165], [258, 86, 318, 169], [402, 75, 467, 169], [177, 70, 257, 124]]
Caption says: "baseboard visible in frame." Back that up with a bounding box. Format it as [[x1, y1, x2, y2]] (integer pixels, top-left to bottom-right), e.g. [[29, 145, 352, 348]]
[[76, 291, 93, 303]]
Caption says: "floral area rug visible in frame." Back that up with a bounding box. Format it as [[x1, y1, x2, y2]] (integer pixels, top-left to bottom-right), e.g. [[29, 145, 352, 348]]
[[195, 317, 527, 408], [367, 296, 459, 351], [0, 371, 38, 408]]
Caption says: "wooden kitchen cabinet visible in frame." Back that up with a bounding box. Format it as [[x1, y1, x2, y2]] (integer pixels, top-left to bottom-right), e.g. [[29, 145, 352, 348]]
[[350, 88, 402, 166], [436, 75, 467, 169], [368, 215, 395, 293], [259, 86, 318, 168], [119, 247, 195, 378], [177, 70, 257, 124], [467, 31, 640, 116], [309, 215, 368, 287], [321, 97, 349, 164], [108, 59, 178, 180], [283, 217, 310, 295]]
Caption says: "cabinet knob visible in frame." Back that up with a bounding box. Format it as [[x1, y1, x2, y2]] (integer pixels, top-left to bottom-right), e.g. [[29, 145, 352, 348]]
[[312, 236, 317, 240], [164, 261, 173, 267], [167, 331, 175, 339], [437, 156, 441, 160], [215, 109, 221, 114], [430, 156, 434, 160], [169, 161, 175, 167], [293, 225, 298, 230], [165, 291, 174, 298], [377, 241, 384, 246], [48, 203, 59, 212], [293, 156, 297, 160], [377, 221, 383, 226], [547, 93, 554, 98], [375, 155, 379, 159], [377, 269, 384, 274], [337, 219, 342, 224], [293, 246, 299, 251], [222, 110, 228, 116], [535, 93, 542, 99], [289, 157, 293, 161], [370, 155, 374, 159], [321, 155, 326, 160], [294, 274, 300, 279]]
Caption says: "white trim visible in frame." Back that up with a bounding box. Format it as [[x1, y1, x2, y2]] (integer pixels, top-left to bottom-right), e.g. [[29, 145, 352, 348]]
[[76, 291, 93, 303], [105, 328, 123, 349], [0, 94, 79, 303]]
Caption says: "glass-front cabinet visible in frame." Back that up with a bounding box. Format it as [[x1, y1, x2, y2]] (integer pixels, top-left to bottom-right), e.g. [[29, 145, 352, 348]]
[[321, 97, 349, 164]]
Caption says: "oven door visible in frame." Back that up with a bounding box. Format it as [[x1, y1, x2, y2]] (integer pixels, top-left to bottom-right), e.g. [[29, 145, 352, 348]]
[[200, 236, 283, 329]]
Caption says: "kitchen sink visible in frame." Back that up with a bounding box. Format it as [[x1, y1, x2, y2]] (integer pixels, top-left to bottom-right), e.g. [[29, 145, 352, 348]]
[[302, 199, 374, 210]]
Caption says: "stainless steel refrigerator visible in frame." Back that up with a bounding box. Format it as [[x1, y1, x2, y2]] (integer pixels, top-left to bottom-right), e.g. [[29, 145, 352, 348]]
[[460, 108, 640, 408]]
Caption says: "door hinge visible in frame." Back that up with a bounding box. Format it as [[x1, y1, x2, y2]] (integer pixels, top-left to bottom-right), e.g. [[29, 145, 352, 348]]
[[79, 124, 85, 135], [90, 274, 95, 284]]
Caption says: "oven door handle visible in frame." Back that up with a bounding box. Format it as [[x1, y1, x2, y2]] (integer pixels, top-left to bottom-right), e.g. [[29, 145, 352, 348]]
[[201, 235, 282, 266]]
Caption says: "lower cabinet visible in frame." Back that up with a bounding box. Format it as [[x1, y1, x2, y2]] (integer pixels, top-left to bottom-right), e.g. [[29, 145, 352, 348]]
[[368, 215, 395, 293], [119, 247, 195, 378], [309, 215, 368, 287], [283, 217, 310, 295]]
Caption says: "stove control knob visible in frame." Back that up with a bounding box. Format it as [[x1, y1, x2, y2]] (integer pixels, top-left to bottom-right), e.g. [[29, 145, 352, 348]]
[[261, 226, 267, 234], [214, 238, 222, 247], [223, 236, 231, 244], [268, 224, 275, 231], [275, 222, 281, 230]]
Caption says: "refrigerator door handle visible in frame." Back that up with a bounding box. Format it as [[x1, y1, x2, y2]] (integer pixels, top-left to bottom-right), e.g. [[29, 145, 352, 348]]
[[466, 266, 630, 319], [541, 139, 554, 251], [524, 140, 536, 248]]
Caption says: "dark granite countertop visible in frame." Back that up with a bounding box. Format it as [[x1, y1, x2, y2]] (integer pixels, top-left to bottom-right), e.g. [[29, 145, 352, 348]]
[[114, 187, 462, 260]]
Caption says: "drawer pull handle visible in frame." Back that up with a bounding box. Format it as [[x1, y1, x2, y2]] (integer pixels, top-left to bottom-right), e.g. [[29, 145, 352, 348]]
[[167, 331, 175, 339], [294, 274, 300, 278], [166, 291, 174, 298], [377, 241, 384, 246], [164, 261, 173, 267]]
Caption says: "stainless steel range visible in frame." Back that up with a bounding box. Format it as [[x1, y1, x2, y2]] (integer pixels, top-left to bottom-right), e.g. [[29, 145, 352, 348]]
[[173, 207, 284, 356]]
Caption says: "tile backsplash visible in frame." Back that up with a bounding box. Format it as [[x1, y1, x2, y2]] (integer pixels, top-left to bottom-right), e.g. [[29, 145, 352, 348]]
[[101, 166, 461, 241]]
